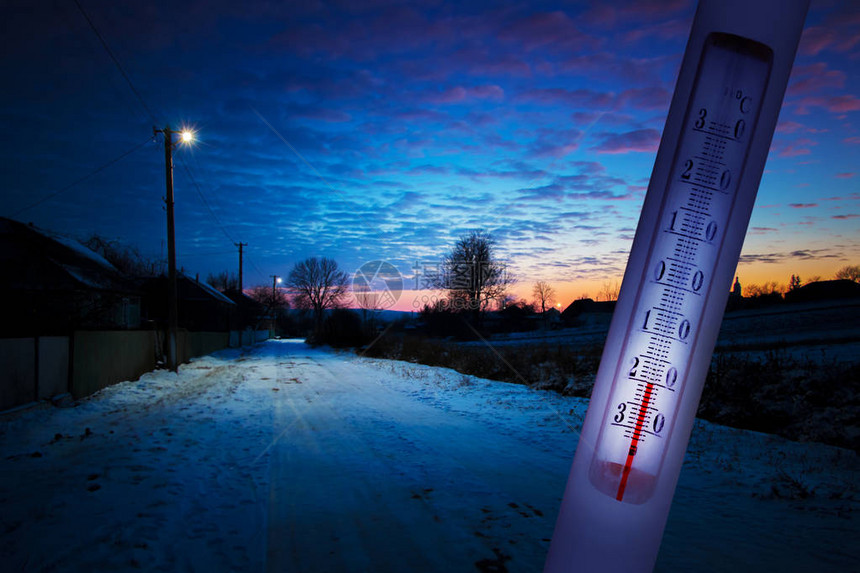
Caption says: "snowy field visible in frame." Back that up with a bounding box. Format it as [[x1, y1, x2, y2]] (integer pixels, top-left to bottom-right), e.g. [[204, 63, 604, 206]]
[[464, 300, 860, 364], [1, 340, 858, 572]]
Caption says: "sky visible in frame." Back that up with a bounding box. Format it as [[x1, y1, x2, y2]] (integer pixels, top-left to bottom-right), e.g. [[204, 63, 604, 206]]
[[1, 0, 859, 311]]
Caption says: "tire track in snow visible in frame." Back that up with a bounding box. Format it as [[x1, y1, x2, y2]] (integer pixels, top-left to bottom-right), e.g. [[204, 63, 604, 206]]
[[264, 342, 563, 572]]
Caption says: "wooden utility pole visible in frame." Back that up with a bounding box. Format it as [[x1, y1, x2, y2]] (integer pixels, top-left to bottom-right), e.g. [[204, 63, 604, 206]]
[[236, 242, 247, 292], [154, 124, 193, 373], [270, 274, 280, 300], [157, 125, 179, 372]]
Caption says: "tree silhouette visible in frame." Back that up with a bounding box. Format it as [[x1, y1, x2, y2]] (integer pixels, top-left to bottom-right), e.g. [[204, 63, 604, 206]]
[[438, 230, 513, 317], [206, 270, 239, 292], [82, 234, 160, 276], [532, 281, 556, 313], [835, 264, 860, 282], [247, 284, 288, 311], [788, 274, 802, 291], [285, 257, 349, 331]]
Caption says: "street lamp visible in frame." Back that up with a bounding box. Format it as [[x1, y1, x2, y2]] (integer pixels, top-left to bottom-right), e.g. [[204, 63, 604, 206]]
[[269, 275, 283, 339], [153, 124, 194, 373], [271, 275, 282, 300]]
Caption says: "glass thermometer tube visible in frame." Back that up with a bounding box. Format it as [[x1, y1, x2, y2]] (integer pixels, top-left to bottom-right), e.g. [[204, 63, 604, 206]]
[[589, 32, 772, 505], [545, 0, 809, 571]]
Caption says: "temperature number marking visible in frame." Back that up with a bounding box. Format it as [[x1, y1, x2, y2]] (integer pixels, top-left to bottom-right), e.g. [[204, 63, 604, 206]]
[[588, 32, 773, 504]]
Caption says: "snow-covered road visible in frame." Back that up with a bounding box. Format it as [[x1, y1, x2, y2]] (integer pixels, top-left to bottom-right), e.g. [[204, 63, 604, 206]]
[[261, 342, 570, 572], [1, 340, 858, 572]]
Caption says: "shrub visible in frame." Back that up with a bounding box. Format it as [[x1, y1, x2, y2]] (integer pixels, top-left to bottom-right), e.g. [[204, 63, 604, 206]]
[[315, 309, 369, 348]]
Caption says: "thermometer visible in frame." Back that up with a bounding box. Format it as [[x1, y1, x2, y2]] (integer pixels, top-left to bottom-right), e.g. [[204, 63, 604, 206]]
[[545, 0, 808, 571]]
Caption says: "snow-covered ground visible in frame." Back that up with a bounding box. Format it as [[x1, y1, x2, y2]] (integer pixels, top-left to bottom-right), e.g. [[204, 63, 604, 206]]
[[1, 340, 857, 572], [463, 299, 860, 364]]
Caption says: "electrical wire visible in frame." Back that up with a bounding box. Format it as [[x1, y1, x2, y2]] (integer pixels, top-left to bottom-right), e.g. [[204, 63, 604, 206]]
[[177, 159, 239, 245], [71, 0, 250, 275], [72, 0, 159, 124], [11, 136, 155, 217]]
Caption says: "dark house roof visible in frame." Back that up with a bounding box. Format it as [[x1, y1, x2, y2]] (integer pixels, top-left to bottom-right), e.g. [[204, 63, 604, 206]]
[[223, 288, 266, 311], [139, 273, 236, 331], [223, 288, 269, 329], [784, 279, 860, 304], [562, 298, 616, 320], [0, 217, 136, 294], [0, 217, 142, 334]]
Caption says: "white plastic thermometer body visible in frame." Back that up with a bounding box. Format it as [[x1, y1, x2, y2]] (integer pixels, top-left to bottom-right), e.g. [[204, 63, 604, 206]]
[[545, 1, 808, 571]]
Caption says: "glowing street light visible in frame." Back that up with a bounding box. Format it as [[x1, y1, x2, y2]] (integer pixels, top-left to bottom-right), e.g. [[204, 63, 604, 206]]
[[153, 124, 196, 372]]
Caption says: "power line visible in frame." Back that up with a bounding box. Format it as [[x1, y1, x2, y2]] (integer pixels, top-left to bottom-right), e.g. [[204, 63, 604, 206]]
[[72, 0, 159, 124], [176, 250, 236, 258], [177, 159, 239, 245], [245, 254, 272, 286], [72, 0, 254, 278], [11, 136, 154, 217]]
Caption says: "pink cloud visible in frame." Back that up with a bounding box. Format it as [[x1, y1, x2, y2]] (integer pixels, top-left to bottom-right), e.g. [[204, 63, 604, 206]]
[[824, 95, 860, 113], [593, 129, 661, 154], [844, 137, 860, 145], [425, 85, 504, 104], [616, 86, 672, 111], [498, 11, 602, 53], [393, 109, 450, 123], [799, 26, 838, 56], [794, 95, 860, 115], [572, 111, 637, 128], [558, 52, 681, 86], [447, 46, 534, 78], [773, 135, 818, 158], [788, 203, 818, 208], [582, 0, 691, 28], [832, 214, 860, 220], [799, 22, 860, 56], [530, 141, 580, 159], [786, 63, 846, 96], [835, 172, 856, 179], [623, 18, 692, 45], [517, 88, 614, 109], [776, 121, 806, 134]]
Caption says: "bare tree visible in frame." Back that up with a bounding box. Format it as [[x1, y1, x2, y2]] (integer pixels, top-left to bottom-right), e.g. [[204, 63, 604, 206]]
[[743, 281, 784, 298], [835, 264, 860, 282], [438, 230, 514, 316], [247, 284, 289, 311], [81, 234, 161, 276], [788, 274, 802, 291], [285, 257, 349, 330], [597, 280, 620, 302], [353, 288, 385, 333], [207, 270, 239, 292], [532, 280, 556, 313]]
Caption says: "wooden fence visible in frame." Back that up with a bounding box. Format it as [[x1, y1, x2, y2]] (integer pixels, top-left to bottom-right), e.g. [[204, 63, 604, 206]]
[[0, 329, 268, 411]]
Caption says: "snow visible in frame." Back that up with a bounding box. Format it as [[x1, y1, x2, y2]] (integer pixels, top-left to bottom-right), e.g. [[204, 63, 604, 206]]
[[1, 340, 857, 572], [181, 271, 237, 305], [37, 226, 118, 271]]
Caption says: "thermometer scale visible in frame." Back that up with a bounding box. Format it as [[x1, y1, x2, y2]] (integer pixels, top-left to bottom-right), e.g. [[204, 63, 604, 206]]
[[545, 0, 808, 571], [589, 31, 772, 505]]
